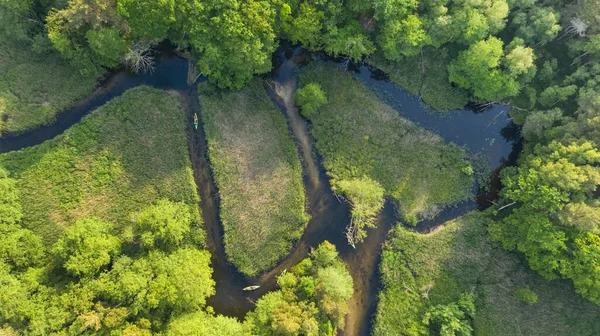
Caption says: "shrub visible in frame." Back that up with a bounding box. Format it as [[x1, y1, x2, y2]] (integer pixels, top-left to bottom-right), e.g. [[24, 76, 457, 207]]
[[295, 82, 327, 117], [513, 286, 538, 306]]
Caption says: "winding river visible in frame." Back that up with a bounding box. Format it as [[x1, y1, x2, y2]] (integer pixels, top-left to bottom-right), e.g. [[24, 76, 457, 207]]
[[0, 47, 521, 336]]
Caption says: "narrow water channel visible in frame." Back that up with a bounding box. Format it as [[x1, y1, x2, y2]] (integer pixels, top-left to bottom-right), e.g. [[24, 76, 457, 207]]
[[0, 47, 521, 336]]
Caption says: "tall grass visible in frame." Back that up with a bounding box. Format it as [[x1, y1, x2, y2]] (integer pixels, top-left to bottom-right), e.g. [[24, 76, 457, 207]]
[[0, 42, 101, 136], [199, 79, 309, 277], [373, 212, 600, 336], [0, 86, 202, 244], [298, 62, 473, 225]]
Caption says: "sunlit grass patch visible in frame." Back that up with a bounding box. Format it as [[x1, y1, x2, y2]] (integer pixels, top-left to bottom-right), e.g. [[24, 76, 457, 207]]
[[199, 79, 309, 277], [0, 86, 201, 244]]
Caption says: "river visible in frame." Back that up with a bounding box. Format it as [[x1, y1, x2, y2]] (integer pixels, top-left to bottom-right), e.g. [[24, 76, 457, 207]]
[[0, 47, 521, 336]]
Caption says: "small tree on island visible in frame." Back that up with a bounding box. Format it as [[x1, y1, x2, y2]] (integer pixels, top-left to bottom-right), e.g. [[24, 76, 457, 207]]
[[295, 83, 328, 117]]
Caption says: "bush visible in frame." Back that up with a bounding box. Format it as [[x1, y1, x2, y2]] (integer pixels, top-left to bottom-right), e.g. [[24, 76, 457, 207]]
[[295, 82, 327, 117], [513, 286, 538, 306]]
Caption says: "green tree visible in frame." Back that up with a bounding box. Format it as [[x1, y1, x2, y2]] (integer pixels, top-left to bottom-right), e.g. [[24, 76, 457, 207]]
[[116, 0, 175, 40], [336, 177, 385, 243], [51, 217, 121, 277], [511, 7, 561, 46], [377, 15, 429, 60], [296, 83, 328, 117], [132, 199, 192, 251], [167, 311, 244, 336], [448, 37, 528, 100], [424, 293, 475, 336], [176, 0, 279, 89]]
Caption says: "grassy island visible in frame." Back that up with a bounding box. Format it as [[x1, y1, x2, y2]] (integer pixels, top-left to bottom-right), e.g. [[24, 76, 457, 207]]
[[0, 43, 100, 136], [297, 62, 473, 232], [199, 79, 309, 277], [373, 212, 600, 336], [0, 86, 201, 243]]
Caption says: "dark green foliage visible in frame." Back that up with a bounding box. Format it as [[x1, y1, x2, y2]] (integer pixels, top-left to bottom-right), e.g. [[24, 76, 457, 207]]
[[295, 82, 328, 117], [245, 241, 353, 335]]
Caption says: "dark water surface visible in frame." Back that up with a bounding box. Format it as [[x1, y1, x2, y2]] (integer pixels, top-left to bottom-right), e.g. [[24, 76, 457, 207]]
[[0, 47, 520, 336]]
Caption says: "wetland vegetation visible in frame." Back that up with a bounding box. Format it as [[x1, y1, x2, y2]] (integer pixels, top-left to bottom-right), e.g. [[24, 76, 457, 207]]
[[199, 79, 309, 277], [1, 0, 600, 335]]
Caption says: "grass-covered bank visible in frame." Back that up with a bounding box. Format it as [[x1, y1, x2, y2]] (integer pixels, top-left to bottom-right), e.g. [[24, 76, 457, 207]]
[[0, 86, 202, 244], [369, 49, 470, 111], [199, 79, 309, 277], [0, 42, 100, 136], [373, 212, 600, 336], [297, 62, 473, 231], [0, 86, 233, 335]]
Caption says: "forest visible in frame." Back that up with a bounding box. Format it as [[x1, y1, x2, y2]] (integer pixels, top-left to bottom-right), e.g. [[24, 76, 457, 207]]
[[0, 0, 599, 335]]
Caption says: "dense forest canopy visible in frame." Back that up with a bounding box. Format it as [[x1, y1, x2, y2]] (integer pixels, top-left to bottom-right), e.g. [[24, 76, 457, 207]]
[[1, 0, 600, 334]]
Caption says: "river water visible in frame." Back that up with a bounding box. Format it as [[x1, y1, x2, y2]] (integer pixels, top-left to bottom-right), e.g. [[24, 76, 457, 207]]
[[0, 47, 521, 336]]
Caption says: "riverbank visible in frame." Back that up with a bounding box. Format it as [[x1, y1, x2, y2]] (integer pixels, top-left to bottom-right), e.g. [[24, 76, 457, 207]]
[[373, 211, 600, 335], [0, 42, 101, 137], [199, 79, 309, 277], [0, 86, 202, 244], [297, 62, 474, 227], [368, 49, 470, 111]]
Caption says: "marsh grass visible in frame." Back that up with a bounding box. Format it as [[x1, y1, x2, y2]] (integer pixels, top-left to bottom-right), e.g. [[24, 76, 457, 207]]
[[0, 86, 202, 244], [373, 212, 600, 336], [369, 48, 470, 111], [0, 42, 101, 136], [199, 79, 309, 277], [298, 63, 473, 225]]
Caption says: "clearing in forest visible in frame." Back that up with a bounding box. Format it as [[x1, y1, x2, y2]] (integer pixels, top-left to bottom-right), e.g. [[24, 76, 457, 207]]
[[199, 79, 309, 277]]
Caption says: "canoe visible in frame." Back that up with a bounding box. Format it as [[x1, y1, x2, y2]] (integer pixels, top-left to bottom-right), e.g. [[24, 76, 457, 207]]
[[243, 285, 260, 291], [281, 268, 287, 276], [193, 113, 199, 130]]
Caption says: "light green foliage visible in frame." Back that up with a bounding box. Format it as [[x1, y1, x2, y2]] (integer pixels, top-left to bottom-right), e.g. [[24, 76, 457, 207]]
[[336, 177, 385, 243], [424, 293, 475, 336], [490, 139, 600, 301], [46, 0, 128, 74], [178, 0, 278, 89], [378, 15, 429, 60], [0, 42, 100, 136], [298, 63, 473, 226], [245, 241, 353, 335], [199, 79, 309, 276], [0, 87, 202, 244], [0, 88, 215, 334], [132, 199, 192, 251], [51, 217, 121, 277], [512, 286, 537, 305], [167, 311, 244, 336], [448, 37, 532, 101], [116, 0, 175, 39], [285, 2, 326, 50], [373, 212, 600, 336], [565, 232, 600, 304], [295, 82, 328, 117], [324, 22, 375, 61]]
